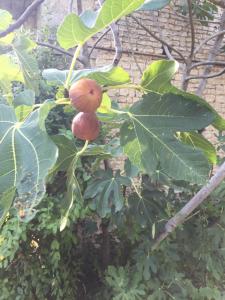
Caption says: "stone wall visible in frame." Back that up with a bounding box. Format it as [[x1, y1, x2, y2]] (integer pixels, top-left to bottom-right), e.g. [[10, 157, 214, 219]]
[[38, 1, 225, 142]]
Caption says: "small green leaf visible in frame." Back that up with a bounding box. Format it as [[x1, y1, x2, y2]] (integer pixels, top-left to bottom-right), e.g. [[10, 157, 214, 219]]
[[80, 10, 99, 28], [124, 159, 139, 178], [50, 135, 77, 178], [0, 187, 16, 228], [60, 153, 83, 231], [84, 169, 131, 217], [97, 93, 111, 113], [14, 90, 35, 107], [0, 10, 14, 45], [138, 0, 171, 10], [57, 0, 144, 49], [13, 36, 39, 94], [0, 55, 24, 101]]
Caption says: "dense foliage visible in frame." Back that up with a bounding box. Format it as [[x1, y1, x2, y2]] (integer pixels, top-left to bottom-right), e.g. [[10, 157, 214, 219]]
[[0, 0, 225, 299]]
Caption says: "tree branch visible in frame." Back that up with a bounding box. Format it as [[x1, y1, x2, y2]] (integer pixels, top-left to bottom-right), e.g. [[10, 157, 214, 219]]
[[187, 0, 195, 58], [77, 0, 82, 15], [194, 29, 225, 55], [89, 28, 111, 57], [186, 67, 225, 80], [98, 0, 122, 65], [152, 161, 225, 251], [0, 0, 45, 38], [196, 10, 225, 95], [152, 12, 174, 60], [208, 0, 225, 8], [190, 60, 225, 69], [69, 0, 74, 13], [36, 42, 87, 64], [125, 18, 143, 75], [131, 15, 187, 62], [110, 22, 123, 66]]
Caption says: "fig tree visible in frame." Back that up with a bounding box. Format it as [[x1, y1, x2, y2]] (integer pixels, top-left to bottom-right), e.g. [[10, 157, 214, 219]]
[[69, 78, 102, 112], [71, 112, 100, 141]]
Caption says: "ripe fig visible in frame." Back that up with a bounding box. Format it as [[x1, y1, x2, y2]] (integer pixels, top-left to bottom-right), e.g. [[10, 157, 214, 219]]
[[69, 78, 102, 112], [71, 112, 100, 141]]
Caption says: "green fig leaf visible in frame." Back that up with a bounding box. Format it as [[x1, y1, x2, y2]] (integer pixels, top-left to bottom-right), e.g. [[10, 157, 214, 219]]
[[57, 0, 144, 49], [121, 92, 215, 184], [177, 132, 217, 165], [42, 65, 130, 87], [0, 104, 58, 220], [84, 169, 131, 217], [141, 59, 225, 130]]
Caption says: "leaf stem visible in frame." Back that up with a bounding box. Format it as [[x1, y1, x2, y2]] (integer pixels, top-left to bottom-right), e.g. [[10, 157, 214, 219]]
[[55, 98, 70, 105], [76, 140, 89, 157], [106, 107, 127, 115], [131, 178, 142, 199], [64, 44, 83, 90], [103, 84, 144, 93]]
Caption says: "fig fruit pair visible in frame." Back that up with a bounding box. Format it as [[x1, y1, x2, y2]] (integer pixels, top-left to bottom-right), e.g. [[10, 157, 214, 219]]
[[69, 79, 102, 141]]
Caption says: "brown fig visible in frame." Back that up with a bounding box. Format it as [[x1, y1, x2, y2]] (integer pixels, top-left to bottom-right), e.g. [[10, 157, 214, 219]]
[[71, 112, 100, 141], [69, 78, 102, 113]]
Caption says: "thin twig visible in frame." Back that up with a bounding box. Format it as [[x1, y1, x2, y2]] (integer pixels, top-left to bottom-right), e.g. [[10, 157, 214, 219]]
[[186, 67, 225, 80], [89, 28, 111, 57], [36, 41, 85, 64], [152, 161, 225, 251], [69, 0, 74, 13], [208, 0, 225, 8], [153, 12, 174, 60], [196, 10, 225, 95], [131, 15, 186, 62], [77, 0, 82, 15], [98, 0, 122, 65], [190, 60, 225, 69], [194, 29, 225, 55], [187, 0, 195, 58], [36, 42, 72, 57], [125, 18, 143, 75], [110, 22, 123, 66], [0, 0, 45, 38]]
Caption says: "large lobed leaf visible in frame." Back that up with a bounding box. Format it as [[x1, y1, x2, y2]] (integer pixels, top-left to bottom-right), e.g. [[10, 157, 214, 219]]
[[120, 92, 215, 184], [42, 64, 130, 87], [57, 0, 144, 49], [141, 60, 225, 130], [0, 104, 58, 222]]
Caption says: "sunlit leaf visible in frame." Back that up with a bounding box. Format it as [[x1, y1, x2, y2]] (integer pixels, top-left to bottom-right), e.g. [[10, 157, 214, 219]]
[[97, 93, 111, 113], [42, 65, 130, 87], [0, 9, 14, 45], [121, 92, 214, 184], [57, 0, 144, 49], [0, 104, 58, 220], [141, 59, 225, 130]]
